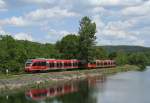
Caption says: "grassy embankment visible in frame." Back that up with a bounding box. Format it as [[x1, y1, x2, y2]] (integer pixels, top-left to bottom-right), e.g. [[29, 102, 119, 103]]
[[0, 65, 140, 92]]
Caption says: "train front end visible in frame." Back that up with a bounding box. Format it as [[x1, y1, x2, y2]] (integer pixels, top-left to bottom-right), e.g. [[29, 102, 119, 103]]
[[25, 59, 33, 72]]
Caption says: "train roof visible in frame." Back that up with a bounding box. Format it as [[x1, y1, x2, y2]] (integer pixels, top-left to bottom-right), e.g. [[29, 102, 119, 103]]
[[26, 59, 115, 63], [96, 60, 115, 61], [30, 59, 79, 62]]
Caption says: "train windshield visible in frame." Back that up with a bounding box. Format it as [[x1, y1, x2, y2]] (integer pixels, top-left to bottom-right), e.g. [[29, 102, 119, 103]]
[[32, 62, 46, 66], [25, 59, 32, 67], [26, 62, 32, 67]]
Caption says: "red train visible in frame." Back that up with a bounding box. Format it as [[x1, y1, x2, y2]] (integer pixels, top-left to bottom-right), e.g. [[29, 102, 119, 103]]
[[25, 58, 116, 72]]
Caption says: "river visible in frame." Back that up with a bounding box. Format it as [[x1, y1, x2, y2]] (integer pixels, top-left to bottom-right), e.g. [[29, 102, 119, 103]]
[[0, 67, 150, 103]]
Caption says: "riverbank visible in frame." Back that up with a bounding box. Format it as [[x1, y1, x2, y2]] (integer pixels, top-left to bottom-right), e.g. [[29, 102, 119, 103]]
[[0, 65, 139, 92]]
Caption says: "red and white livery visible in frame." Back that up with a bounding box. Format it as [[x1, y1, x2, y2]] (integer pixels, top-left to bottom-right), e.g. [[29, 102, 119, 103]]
[[25, 59, 80, 72], [25, 58, 116, 72]]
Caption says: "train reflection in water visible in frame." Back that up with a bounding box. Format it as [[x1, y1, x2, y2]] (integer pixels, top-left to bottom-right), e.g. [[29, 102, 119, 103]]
[[25, 75, 106, 101]]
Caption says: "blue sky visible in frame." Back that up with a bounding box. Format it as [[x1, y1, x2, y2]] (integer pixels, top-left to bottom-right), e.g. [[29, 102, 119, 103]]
[[0, 0, 150, 47]]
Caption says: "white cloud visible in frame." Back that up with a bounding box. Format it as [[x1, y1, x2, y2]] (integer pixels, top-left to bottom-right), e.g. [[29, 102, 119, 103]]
[[88, 0, 150, 46], [0, 27, 11, 36], [26, 7, 79, 21], [93, 15, 105, 29], [0, 30, 6, 35], [89, 0, 119, 6], [100, 20, 136, 39], [88, 0, 144, 6], [0, 0, 150, 46], [14, 33, 33, 41], [122, 1, 150, 16], [8, 17, 27, 26], [0, 28, 7, 35], [0, 16, 28, 27], [0, 28, 33, 41], [45, 29, 71, 43], [24, 0, 55, 4], [93, 14, 145, 46], [0, 7, 79, 27], [0, 0, 6, 8], [93, 7, 106, 13]]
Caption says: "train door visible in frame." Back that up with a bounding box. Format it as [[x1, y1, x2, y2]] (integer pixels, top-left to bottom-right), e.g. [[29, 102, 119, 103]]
[[40, 61, 47, 70]]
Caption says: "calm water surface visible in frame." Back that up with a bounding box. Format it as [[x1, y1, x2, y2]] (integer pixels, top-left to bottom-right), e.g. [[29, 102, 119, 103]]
[[0, 67, 150, 103]]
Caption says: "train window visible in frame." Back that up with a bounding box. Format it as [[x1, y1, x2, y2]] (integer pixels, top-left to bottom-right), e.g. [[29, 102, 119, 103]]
[[32, 62, 38, 66], [69, 63, 72, 66], [41, 62, 46, 66], [38, 62, 41, 66], [49, 63, 51, 67], [60, 63, 62, 67], [57, 62, 62, 67], [32, 63, 36, 66], [65, 63, 69, 66], [57, 87, 62, 93], [104, 62, 107, 65], [33, 92, 47, 97], [49, 88, 55, 94], [66, 63, 68, 66], [52, 63, 54, 67], [54, 63, 56, 67], [49, 63, 54, 68], [73, 62, 76, 66], [64, 85, 71, 91], [26, 63, 31, 67], [57, 63, 60, 67], [76, 62, 78, 66], [64, 63, 67, 66], [57, 63, 59, 67]]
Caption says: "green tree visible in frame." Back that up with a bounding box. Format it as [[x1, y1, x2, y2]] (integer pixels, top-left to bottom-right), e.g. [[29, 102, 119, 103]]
[[78, 16, 97, 63], [128, 52, 148, 69], [0, 35, 20, 73], [0, 35, 60, 73], [94, 47, 108, 59], [115, 50, 128, 65], [56, 34, 79, 59], [108, 52, 117, 59]]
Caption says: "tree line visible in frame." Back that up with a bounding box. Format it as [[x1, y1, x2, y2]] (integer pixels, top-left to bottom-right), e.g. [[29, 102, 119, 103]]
[[0, 16, 150, 73]]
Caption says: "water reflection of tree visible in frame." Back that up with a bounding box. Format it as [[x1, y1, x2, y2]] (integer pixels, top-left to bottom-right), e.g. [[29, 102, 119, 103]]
[[0, 92, 36, 103], [46, 80, 97, 103], [50, 76, 106, 103]]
